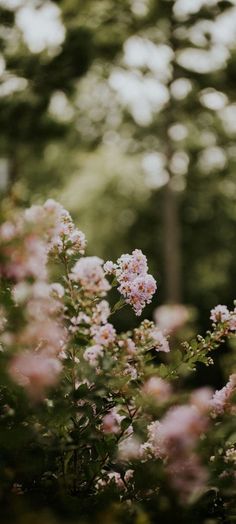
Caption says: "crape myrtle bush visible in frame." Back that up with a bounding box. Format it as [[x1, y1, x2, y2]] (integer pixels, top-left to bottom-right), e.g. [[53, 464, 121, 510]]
[[0, 199, 235, 524]]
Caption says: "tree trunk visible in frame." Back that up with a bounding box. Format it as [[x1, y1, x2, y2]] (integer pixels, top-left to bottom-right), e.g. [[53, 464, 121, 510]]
[[163, 182, 182, 303]]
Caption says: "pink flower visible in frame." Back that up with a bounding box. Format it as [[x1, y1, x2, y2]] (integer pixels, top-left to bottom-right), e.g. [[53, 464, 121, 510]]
[[8, 350, 62, 400], [118, 436, 141, 460], [126, 338, 137, 355], [50, 283, 65, 298], [0, 221, 19, 241], [92, 300, 110, 325], [210, 304, 230, 323], [4, 235, 48, 282], [101, 408, 124, 434], [124, 363, 138, 380], [145, 421, 166, 459], [24, 204, 46, 224], [158, 405, 208, 453], [210, 374, 236, 415], [71, 257, 110, 296], [143, 377, 172, 402], [166, 453, 208, 502], [124, 469, 134, 483], [229, 309, 236, 331], [116, 249, 148, 278], [93, 323, 116, 347], [154, 304, 190, 334], [12, 282, 31, 303], [107, 472, 125, 489], [20, 319, 65, 354], [191, 387, 213, 413], [150, 327, 170, 353], [42, 199, 86, 256], [71, 313, 90, 327], [103, 261, 115, 274], [83, 345, 103, 367], [104, 249, 156, 316], [120, 274, 156, 316], [118, 338, 136, 355]]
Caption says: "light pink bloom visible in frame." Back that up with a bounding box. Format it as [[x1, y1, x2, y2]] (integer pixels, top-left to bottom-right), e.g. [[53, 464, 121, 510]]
[[210, 304, 230, 323], [103, 260, 115, 274], [92, 300, 110, 325], [42, 199, 86, 256], [116, 249, 148, 279], [0, 221, 19, 241], [20, 318, 66, 355], [71, 257, 110, 296], [4, 235, 48, 282], [160, 405, 208, 451], [120, 274, 156, 316], [93, 323, 116, 347], [126, 338, 137, 355], [101, 408, 124, 434], [8, 350, 62, 399], [24, 205, 45, 224], [143, 377, 172, 402], [210, 374, 236, 415], [0, 307, 7, 332], [43, 199, 62, 214], [224, 447, 236, 464], [118, 436, 141, 460], [107, 472, 125, 489], [12, 282, 31, 304], [154, 304, 190, 334], [71, 313, 90, 326], [50, 283, 65, 298], [145, 421, 166, 459], [229, 309, 236, 331], [191, 387, 213, 413], [166, 453, 208, 502], [104, 249, 156, 316], [150, 327, 170, 353], [83, 344, 103, 367], [124, 363, 138, 380], [124, 469, 134, 483]]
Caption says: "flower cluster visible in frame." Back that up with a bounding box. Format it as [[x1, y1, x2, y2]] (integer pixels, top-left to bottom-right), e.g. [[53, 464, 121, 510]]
[[210, 374, 236, 415], [9, 350, 62, 400], [25, 199, 86, 256], [154, 303, 190, 334], [133, 319, 170, 353], [0, 200, 235, 522], [104, 249, 157, 315], [210, 303, 236, 332], [71, 256, 110, 296]]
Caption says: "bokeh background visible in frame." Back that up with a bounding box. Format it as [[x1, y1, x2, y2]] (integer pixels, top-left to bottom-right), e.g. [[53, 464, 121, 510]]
[[0, 0, 236, 353]]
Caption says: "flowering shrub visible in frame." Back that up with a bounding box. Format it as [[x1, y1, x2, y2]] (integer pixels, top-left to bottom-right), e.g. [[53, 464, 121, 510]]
[[0, 200, 235, 524]]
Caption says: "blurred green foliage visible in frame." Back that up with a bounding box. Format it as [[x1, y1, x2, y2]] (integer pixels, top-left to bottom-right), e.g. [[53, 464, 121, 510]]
[[0, 0, 236, 330]]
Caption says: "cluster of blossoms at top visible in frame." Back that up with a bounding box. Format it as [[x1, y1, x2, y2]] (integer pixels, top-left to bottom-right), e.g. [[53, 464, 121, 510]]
[[71, 256, 110, 297], [25, 199, 86, 257], [0, 202, 76, 399], [0, 218, 48, 282], [104, 249, 157, 316], [0, 199, 86, 282]]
